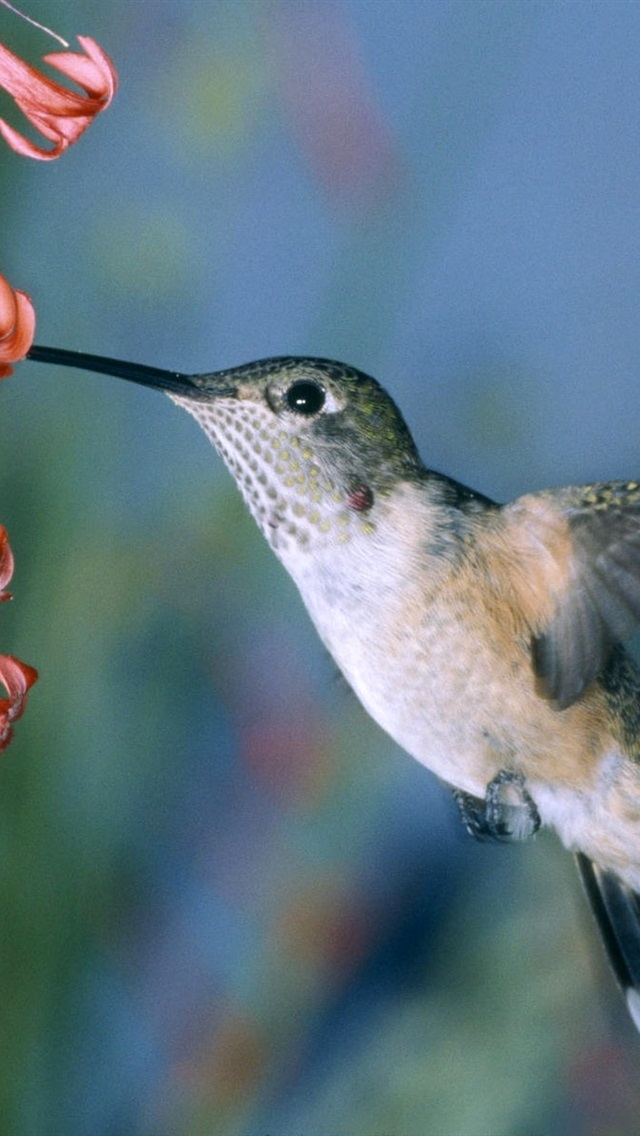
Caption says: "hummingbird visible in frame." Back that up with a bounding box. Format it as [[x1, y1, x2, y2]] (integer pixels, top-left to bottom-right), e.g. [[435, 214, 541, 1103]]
[[27, 343, 640, 1033]]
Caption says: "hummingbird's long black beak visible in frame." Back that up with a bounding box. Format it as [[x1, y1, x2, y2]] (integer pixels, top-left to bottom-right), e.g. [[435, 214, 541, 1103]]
[[26, 344, 233, 400]]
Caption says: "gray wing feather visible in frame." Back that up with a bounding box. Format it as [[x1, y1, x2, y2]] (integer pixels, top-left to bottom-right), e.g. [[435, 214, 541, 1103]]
[[576, 853, 640, 1032], [532, 487, 640, 707]]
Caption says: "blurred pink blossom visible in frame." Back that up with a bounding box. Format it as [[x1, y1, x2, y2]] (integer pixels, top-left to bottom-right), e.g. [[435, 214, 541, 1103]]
[[268, 3, 402, 203]]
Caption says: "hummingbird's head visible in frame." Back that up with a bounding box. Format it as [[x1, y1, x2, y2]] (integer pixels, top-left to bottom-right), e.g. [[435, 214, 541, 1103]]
[[166, 356, 424, 553], [27, 347, 424, 556]]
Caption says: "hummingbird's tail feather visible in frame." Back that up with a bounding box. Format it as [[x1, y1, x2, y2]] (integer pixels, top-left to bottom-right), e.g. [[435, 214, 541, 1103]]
[[576, 852, 640, 1031]]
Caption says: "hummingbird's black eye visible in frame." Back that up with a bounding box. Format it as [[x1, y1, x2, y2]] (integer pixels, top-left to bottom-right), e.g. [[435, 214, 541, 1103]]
[[285, 381, 325, 416]]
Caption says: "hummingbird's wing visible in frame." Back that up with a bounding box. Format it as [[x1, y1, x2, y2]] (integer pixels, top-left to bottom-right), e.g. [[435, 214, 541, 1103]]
[[503, 481, 640, 708]]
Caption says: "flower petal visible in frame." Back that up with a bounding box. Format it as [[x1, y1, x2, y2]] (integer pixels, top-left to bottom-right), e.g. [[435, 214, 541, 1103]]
[[0, 271, 18, 337], [0, 114, 67, 158], [0, 272, 35, 376], [0, 654, 38, 752], [0, 35, 118, 160], [44, 36, 117, 104], [0, 524, 14, 597], [0, 527, 38, 752]]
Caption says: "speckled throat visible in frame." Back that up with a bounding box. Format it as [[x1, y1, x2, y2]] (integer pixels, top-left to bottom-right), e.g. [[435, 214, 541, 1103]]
[[169, 381, 380, 560]]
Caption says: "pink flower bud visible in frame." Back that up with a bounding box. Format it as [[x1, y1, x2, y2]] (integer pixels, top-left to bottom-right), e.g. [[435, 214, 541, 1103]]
[[0, 272, 35, 377]]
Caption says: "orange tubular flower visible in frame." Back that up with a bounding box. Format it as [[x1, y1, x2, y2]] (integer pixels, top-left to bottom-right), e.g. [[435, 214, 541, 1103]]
[[0, 34, 117, 160], [0, 271, 35, 377], [0, 527, 37, 753]]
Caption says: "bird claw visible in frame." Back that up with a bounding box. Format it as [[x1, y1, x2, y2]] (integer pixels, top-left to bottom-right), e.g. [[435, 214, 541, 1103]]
[[453, 770, 541, 844]]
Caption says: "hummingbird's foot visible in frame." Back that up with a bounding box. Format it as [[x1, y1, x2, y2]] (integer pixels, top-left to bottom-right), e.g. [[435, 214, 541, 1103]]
[[453, 770, 541, 844], [452, 788, 500, 842], [485, 769, 541, 841]]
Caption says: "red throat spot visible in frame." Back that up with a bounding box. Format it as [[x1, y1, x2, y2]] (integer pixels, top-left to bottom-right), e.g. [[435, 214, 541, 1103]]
[[346, 484, 374, 512]]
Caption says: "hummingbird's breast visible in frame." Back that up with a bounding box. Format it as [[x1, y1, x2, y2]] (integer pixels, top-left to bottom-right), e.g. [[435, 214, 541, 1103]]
[[282, 480, 631, 813], [278, 479, 512, 793]]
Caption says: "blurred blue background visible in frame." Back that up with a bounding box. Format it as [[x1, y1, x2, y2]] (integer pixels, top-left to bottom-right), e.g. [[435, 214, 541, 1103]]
[[1, 1, 640, 1132]]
